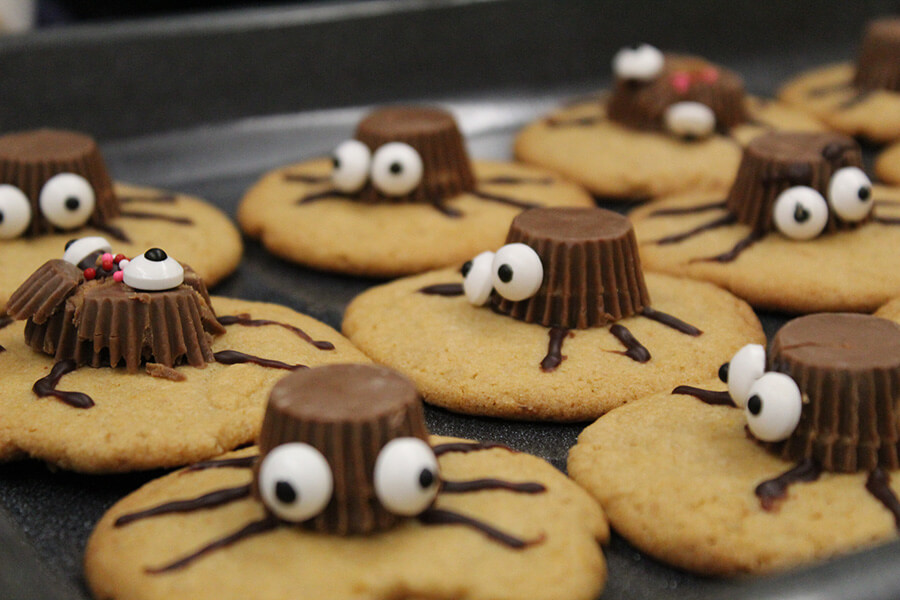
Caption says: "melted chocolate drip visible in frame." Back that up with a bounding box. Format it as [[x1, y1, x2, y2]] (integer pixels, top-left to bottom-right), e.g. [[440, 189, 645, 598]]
[[146, 516, 278, 574], [115, 484, 251, 527], [654, 213, 736, 245], [118, 194, 176, 204], [866, 468, 900, 529], [540, 327, 570, 372], [478, 176, 553, 186], [609, 324, 651, 363], [33, 360, 94, 408], [184, 455, 259, 473], [754, 458, 821, 511], [441, 478, 545, 494], [217, 314, 335, 351], [838, 89, 873, 110], [432, 441, 509, 456], [119, 210, 193, 226], [284, 173, 329, 184], [672, 385, 734, 406], [94, 222, 130, 243], [418, 507, 540, 549], [693, 231, 763, 263], [649, 200, 727, 217], [417, 283, 464, 296], [471, 189, 541, 210], [641, 307, 702, 336], [213, 350, 306, 371]]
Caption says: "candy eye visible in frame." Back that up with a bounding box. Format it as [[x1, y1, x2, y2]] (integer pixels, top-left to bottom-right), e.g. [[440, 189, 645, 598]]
[[745, 372, 802, 442], [122, 248, 184, 291], [62, 236, 112, 266], [828, 167, 873, 222], [0, 184, 32, 239], [39, 173, 95, 230], [773, 186, 828, 241], [331, 139, 372, 194], [370, 142, 424, 197], [373, 437, 440, 516], [491, 243, 543, 302], [725, 344, 766, 408], [258, 443, 333, 523], [462, 251, 495, 306], [664, 102, 716, 139], [612, 43, 664, 81]]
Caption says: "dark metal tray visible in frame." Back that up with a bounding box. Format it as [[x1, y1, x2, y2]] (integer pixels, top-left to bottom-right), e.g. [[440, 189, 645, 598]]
[[2, 2, 900, 599]]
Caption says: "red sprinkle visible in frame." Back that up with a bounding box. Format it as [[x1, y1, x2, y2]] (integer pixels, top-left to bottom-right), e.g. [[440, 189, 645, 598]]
[[113, 254, 126, 264], [83, 268, 96, 280]]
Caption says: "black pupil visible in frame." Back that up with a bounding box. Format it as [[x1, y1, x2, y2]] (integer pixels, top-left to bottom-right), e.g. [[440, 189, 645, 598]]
[[498, 264, 513, 283], [389, 162, 402, 175], [747, 395, 762, 416], [461, 260, 473, 277], [419, 468, 435, 489], [718, 362, 729, 384], [793, 204, 810, 223], [145, 248, 168, 262], [275, 480, 297, 504], [332, 156, 340, 169], [64, 197, 80, 211], [0, 211, 4, 224], [859, 186, 871, 201]]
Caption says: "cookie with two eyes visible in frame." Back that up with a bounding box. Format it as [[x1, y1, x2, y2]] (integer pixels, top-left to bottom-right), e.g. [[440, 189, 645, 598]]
[[237, 106, 593, 277], [629, 131, 900, 313], [779, 17, 900, 144], [0, 241, 368, 473], [342, 207, 763, 421], [514, 44, 823, 200], [84, 364, 609, 600], [569, 313, 900, 576], [0, 129, 242, 310]]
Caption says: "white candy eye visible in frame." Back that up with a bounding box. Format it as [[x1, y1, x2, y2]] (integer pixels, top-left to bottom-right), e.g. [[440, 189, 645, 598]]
[[122, 248, 184, 291], [491, 243, 543, 302], [664, 101, 716, 139], [258, 443, 333, 523], [725, 344, 766, 408], [62, 236, 112, 266], [0, 184, 32, 239], [828, 167, 873, 222], [374, 437, 440, 516], [773, 186, 828, 241], [331, 139, 372, 194], [370, 142, 423, 197], [745, 372, 802, 442], [612, 44, 664, 81], [39, 173, 95, 230], [462, 251, 495, 306]]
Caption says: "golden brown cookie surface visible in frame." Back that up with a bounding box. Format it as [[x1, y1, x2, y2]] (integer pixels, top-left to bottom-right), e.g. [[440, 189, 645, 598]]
[[0, 297, 367, 473], [342, 268, 763, 421], [85, 439, 608, 600], [877, 142, 900, 185]]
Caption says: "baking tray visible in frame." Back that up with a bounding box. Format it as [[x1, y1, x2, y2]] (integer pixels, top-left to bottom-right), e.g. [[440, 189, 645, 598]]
[[2, 1, 900, 599]]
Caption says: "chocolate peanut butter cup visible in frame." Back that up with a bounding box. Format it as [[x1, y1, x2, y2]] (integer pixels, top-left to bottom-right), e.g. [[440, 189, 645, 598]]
[[491, 207, 650, 329], [853, 17, 900, 92]]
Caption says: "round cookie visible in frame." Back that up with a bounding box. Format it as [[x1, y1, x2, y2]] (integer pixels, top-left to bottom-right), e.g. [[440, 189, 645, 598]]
[[0, 253, 367, 473], [238, 106, 593, 277], [342, 208, 763, 421], [514, 47, 823, 200], [569, 313, 900, 576], [0, 130, 242, 310], [779, 18, 900, 144], [876, 141, 900, 185], [85, 365, 608, 600], [629, 131, 900, 313]]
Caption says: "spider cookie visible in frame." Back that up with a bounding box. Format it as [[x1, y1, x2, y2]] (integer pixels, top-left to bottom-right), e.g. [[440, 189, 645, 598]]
[[342, 207, 762, 421], [630, 131, 900, 312], [0, 239, 367, 473], [570, 313, 900, 575], [237, 106, 593, 277], [780, 17, 900, 143], [514, 44, 823, 200], [85, 364, 608, 600], [0, 129, 241, 310]]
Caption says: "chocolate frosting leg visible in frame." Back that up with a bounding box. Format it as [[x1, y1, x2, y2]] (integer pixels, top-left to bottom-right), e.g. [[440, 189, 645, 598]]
[[115, 484, 251, 526], [32, 360, 94, 408], [418, 507, 541, 549], [431, 441, 509, 456], [754, 458, 821, 511], [609, 324, 650, 363], [671, 385, 733, 406], [441, 479, 545, 494], [866, 468, 900, 530], [540, 327, 570, 372]]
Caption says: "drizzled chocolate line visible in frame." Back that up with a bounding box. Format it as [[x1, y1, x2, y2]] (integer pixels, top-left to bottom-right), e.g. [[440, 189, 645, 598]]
[[115, 484, 251, 527], [213, 350, 306, 371], [866, 468, 900, 530], [541, 327, 570, 372], [418, 507, 540, 549], [692, 231, 763, 264], [431, 441, 509, 456], [33, 360, 94, 408], [217, 314, 335, 351], [649, 200, 727, 217], [641, 307, 702, 336], [471, 190, 541, 210], [672, 385, 734, 406], [838, 89, 873, 110], [94, 222, 130, 243], [418, 283, 464, 296], [284, 173, 329, 184], [754, 458, 821, 511], [653, 213, 735, 245], [478, 176, 553, 186], [146, 516, 278, 574], [609, 324, 650, 363], [118, 193, 177, 204], [119, 210, 193, 226], [184, 455, 259, 473], [441, 479, 545, 494]]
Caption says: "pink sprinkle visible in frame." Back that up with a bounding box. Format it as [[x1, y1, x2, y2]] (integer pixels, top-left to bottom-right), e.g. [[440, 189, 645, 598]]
[[698, 67, 719, 83], [113, 271, 124, 282], [101, 253, 113, 262], [670, 72, 691, 94]]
